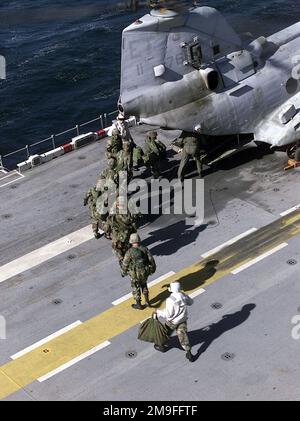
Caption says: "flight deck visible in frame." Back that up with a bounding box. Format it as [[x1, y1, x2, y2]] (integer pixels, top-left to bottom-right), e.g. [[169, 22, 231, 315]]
[[0, 125, 300, 401]]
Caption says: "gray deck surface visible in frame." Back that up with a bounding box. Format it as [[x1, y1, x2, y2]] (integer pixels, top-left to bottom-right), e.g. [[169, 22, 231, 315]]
[[0, 124, 300, 401]]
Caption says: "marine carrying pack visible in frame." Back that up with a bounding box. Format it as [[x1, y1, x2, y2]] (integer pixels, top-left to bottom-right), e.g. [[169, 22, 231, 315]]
[[138, 314, 169, 346]]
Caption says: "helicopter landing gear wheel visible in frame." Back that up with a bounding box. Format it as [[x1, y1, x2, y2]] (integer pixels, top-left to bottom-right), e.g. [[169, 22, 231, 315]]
[[284, 143, 300, 171], [287, 143, 300, 161]]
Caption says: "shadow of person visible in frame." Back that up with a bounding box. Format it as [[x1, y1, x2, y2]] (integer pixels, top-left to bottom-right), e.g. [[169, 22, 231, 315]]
[[143, 220, 208, 256], [168, 304, 256, 360], [150, 260, 219, 308]]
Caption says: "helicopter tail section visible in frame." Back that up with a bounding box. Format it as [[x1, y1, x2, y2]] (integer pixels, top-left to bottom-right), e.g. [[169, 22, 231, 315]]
[[120, 6, 242, 119]]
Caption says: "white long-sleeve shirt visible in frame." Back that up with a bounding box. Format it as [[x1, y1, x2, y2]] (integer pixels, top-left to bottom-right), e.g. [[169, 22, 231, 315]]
[[157, 292, 193, 326]]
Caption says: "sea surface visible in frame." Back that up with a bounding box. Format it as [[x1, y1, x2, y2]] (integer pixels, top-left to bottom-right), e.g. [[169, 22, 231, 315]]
[[0, 0, 299, 156]]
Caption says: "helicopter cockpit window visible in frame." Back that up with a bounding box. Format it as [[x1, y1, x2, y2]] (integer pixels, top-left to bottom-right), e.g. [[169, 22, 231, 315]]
[[181, 38, 203, 70]]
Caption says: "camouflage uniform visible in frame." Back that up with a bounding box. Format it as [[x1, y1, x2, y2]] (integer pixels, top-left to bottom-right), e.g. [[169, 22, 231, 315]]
[[95, 190, 114, 240], [132, 146, 144, 169], [95, 165, 119, 240], [122, 234, 156, 309], [143, 131, 166, 178], [165, 321, 191, 352], [98, 157, 118, 188], [106, 131, 122, 160], [83, 186, 102, 239], [177, 133, 203, 181], [109, 209, 138, 265], [116, 140, 133, 182]]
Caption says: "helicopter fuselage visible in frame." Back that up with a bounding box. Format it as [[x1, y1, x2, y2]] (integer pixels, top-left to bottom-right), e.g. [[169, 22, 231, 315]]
[[120, 7, 300, 147]]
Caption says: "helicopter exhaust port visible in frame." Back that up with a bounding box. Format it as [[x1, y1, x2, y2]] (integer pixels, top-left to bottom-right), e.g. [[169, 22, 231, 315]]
[[199, 68, 220, 91]]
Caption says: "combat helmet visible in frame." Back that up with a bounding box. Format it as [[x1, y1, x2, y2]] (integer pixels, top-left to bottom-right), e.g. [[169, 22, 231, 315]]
[[147, 130, 157, 140], [129, 233, 141, 244]]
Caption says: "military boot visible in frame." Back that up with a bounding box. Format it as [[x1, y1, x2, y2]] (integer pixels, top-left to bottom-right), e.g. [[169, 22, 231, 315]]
[[154, 344, 167, 353], [131, 300, 144, 310], [143, 292, 151, 307], [185, 350, 194, 362]]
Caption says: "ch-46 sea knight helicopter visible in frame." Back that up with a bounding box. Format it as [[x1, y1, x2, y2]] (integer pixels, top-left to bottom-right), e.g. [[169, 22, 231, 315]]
[[118, 0, 300, 163]]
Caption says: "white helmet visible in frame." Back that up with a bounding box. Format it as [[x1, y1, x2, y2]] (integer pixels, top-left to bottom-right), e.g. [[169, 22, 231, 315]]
[[169, 282, 181, 293]]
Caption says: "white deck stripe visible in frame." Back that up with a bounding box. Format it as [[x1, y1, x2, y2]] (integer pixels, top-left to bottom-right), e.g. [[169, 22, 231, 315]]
[[0, 172, 24, 188], [231, 243, 288, 275], [0, 171, 22, 181], [11, 321, 82, 360], [201, 228, 258, 259], [0, 226, 96, 284], [189, 288, 206, 299], [37, 341, 111, 382], [112, 271, 176, 306], [280, 205, 300, 217]]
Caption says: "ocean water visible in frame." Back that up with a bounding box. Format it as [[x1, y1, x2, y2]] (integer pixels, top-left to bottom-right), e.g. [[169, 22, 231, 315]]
[[0, 0, 299, 156]]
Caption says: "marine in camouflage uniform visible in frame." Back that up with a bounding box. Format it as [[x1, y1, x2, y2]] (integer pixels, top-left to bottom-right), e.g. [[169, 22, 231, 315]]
[[98, 157, 119, 188], [143, 130, 167, 178], [108, 197, 139, 266], [116, 140, 133, 182], [106, 129, 122, 160], [94, 183, 113, 240], [177, 132, 203, 181], [83, 185, 102, 239], [122, 233, 156, 310]]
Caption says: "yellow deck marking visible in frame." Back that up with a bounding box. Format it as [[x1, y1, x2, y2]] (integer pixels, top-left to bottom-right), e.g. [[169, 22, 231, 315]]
[[0, 210, 300, 399]]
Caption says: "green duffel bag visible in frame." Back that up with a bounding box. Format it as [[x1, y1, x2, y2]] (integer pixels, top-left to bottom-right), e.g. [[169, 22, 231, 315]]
[[138, 315, 169, 346]]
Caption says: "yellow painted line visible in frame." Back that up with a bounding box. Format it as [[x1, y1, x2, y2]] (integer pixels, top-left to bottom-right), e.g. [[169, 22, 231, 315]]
[[0, 209, 300, 400]]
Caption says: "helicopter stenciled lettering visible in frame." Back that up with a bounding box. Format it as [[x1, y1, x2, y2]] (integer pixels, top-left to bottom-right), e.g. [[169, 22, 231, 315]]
[[0, 55, 6, 80], [128, 39, 141, 60], [292, 55, 300, 80], [165, 53, 185, 68]]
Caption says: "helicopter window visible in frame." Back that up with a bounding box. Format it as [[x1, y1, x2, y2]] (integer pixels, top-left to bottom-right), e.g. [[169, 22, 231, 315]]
[[213, 45, 220, 56], [181, 40, 202, 69]]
